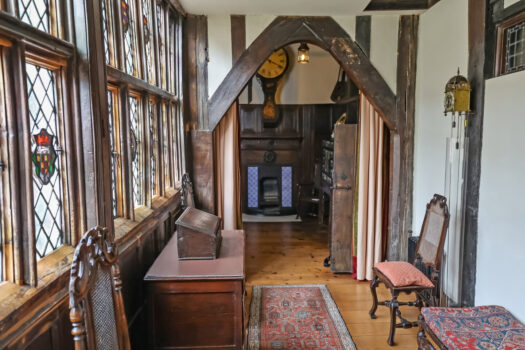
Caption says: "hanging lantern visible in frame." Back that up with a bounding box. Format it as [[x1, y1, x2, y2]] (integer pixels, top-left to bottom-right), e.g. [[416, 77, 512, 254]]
[[297, 42, 310, 64], [444, 69, 471, 116]]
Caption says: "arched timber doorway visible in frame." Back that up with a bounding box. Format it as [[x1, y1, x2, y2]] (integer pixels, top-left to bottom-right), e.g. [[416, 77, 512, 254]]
[[207, 16, 406, 260]]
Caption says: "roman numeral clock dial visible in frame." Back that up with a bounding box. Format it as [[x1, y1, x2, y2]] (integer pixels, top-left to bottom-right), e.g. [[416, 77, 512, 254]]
[[256, 48, 289, 127]]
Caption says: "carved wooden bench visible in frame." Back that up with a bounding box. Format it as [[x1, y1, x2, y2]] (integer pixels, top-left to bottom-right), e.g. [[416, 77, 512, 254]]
[[418, 305, 525, 349]]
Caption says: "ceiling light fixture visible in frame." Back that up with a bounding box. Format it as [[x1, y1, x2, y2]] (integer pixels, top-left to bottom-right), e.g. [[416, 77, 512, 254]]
[[297, 42, 310, 64]]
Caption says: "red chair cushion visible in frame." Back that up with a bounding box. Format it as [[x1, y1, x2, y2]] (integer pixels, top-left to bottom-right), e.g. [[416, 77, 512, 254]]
[[422, 306, 525, 350], [374, 261, 434, 287]]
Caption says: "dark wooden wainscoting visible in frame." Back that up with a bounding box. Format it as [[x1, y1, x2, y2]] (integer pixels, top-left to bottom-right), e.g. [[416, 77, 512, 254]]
[[240, 103, 357, 214], [0, 194, 183, 350]]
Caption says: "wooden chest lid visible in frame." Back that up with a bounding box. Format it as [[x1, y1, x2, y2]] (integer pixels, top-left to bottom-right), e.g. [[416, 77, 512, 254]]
[[175, 207, 221, 236]]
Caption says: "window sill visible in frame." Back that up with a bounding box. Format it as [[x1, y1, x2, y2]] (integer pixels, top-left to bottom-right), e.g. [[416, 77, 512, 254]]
[[0, 245, 74, 336]]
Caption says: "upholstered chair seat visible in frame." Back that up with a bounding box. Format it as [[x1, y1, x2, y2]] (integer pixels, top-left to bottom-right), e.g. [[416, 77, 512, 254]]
[[374, 261, 434, 288]]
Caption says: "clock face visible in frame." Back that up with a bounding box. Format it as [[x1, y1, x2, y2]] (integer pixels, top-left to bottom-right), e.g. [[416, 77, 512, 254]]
[[257, 48, 289, 79]]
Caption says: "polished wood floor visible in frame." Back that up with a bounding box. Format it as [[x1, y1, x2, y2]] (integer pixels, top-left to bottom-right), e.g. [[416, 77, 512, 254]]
[[244, 220, 419, 350]]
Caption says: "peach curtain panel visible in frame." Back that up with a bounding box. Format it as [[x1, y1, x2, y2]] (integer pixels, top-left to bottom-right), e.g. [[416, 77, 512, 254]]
[[214, 102, 242, 230], [356, 94, 385, 281]]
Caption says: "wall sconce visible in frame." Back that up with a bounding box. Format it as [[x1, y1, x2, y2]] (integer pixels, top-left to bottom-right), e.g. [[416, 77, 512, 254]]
[[297, 42, 310, 64]]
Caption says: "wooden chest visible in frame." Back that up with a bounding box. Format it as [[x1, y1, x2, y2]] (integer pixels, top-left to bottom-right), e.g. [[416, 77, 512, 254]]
[[175, 207, 221, 260], [144, 230, 245, 350]]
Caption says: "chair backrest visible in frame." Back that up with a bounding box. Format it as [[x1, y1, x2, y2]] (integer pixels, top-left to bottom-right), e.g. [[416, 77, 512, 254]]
[[414, 194, 450, 271], [181, 173, 195, 208], [69, 227, 130, 350]]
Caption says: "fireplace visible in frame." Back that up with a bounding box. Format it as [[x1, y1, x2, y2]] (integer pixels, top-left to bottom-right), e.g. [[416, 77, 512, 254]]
[[246, 165, 294, 215]]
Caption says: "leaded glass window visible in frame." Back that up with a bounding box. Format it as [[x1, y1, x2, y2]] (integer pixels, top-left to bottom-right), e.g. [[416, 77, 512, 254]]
[[26, 63, 64, 259], [108, 88, 123, 217], [168, 12, 176, 94], [149, 100, 159, 197], [505, 20, 525, 74], [101, 0, 115, 66], [18, 0, 50, 33], [142, 0, 155, 84], [129, 95, 144, 207], [161, 103, 170, 188], [122, 0, 139, 76], [156, 3, 166, 89]]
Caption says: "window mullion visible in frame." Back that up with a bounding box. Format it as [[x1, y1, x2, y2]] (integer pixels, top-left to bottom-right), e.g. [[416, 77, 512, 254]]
[[12, 40, 37, 286], [143, 94, 151, 206], [119, 86, 133, 220]]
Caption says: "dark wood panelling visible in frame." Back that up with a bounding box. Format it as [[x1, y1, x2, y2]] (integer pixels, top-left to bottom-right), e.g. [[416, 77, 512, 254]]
[[0, 197, 182, 350], [191, 130, 216, 214], [388, 15, 419, 261]]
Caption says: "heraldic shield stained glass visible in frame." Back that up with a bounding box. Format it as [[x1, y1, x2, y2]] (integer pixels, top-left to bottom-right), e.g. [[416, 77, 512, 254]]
[[27, 63, 64, 259]]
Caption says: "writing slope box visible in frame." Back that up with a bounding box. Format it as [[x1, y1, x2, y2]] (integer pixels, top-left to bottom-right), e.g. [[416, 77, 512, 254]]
[[175, 207, 222, 260]]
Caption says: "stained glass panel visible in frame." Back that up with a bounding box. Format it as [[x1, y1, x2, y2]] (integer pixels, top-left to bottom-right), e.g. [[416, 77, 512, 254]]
[[26, 63, 64, 259], [162, 103, 170, 188], [142, 0, 155, 84], [122, 0, 138, 76], [505, 21, 525, 74], [107, 90, 118, 217], [149, 101, 158, 197], [18, 0, 50, 33], [129, 96, 144, 207]]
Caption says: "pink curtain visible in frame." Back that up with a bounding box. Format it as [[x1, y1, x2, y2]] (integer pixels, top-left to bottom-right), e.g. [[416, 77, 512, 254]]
[[356, 94, 385, 281], [214, 102, 242, 230]]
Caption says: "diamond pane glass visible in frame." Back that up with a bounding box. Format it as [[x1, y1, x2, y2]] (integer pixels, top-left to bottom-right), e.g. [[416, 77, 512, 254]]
[[26, 63, 63, 259], [281, 166, 292, 208], [149, 101, 158, 197], [108, 91, 118, 217], [156, 4, 166, 89], [129, 96, 144, 207], [101, 0, 111, 65], [162, 104, 170, 188], [18, 0, 50, 33], [142, 0, 155, 84], [122, 0, 138, 76], [168, 13, 176, 94], [247, 167, 258, 208], [505, 21, 525, 74]]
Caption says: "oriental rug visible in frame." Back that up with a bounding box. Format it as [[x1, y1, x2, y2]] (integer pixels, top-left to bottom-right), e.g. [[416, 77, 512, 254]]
[[248, 284, 357, 350]]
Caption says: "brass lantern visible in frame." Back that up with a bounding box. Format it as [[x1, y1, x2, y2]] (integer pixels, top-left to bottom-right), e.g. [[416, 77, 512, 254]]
[[444, 69, 471, 116]]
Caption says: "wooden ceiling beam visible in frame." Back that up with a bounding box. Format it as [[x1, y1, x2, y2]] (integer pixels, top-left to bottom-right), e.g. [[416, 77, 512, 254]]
[[364, 0, 440, 11]]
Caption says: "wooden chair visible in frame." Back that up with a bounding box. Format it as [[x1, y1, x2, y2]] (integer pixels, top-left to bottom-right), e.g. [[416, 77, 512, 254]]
[[69, 226, 130, 350], [181, 173, 195, 208], [369, 194, 450, 346]]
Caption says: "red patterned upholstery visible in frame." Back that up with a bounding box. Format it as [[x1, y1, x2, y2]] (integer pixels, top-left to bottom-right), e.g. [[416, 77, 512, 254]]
[[374, 261, 434, 288], [422, 306, 525, 350]]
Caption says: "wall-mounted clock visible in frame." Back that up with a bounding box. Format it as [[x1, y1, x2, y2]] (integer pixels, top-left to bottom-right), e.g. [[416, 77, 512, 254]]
[[256, 48, 289, 127]]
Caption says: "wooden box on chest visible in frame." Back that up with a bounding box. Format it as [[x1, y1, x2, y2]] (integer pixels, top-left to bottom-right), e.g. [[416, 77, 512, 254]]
[[175, 207, 222, 260]]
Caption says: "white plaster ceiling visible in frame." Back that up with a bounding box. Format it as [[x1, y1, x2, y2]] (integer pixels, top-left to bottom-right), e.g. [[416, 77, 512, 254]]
[[178, 0, 372, 15]]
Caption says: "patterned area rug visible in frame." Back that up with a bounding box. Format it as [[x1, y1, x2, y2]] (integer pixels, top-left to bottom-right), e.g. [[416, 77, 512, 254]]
[[248, 285, 357, 350]]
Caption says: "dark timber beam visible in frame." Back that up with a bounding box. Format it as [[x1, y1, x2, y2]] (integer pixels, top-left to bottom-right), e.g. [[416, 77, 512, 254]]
[[365, 0, 440, 11], [461, 0, 487, 307], [208, 16, 396, 132], [388, 15, 419, 261], [231, 15, 246, 64], [356, 16, 371, 57]]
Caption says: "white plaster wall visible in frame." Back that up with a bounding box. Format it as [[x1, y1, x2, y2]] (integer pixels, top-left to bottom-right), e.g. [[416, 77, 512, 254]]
[[332, 16, 356, 40], [207, 15, 232, 97], [412, 0, 468, 229], [246, 15, 276, 46], [476, 70, 525, 322], [370, 15, 399, 92]]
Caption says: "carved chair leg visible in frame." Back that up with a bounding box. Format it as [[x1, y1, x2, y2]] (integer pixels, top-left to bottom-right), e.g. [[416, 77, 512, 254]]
[[417, 314, 435, 350], [369, 275, 380, 319], [387, 293, 399, 346]]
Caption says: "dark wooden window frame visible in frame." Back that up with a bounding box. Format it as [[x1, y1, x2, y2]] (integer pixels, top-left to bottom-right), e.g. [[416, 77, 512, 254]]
[[495, 11, 525, 76]]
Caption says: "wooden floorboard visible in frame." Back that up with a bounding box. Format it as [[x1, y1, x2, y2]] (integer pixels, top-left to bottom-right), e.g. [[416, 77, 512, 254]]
[[244, 220, 419, 349]]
